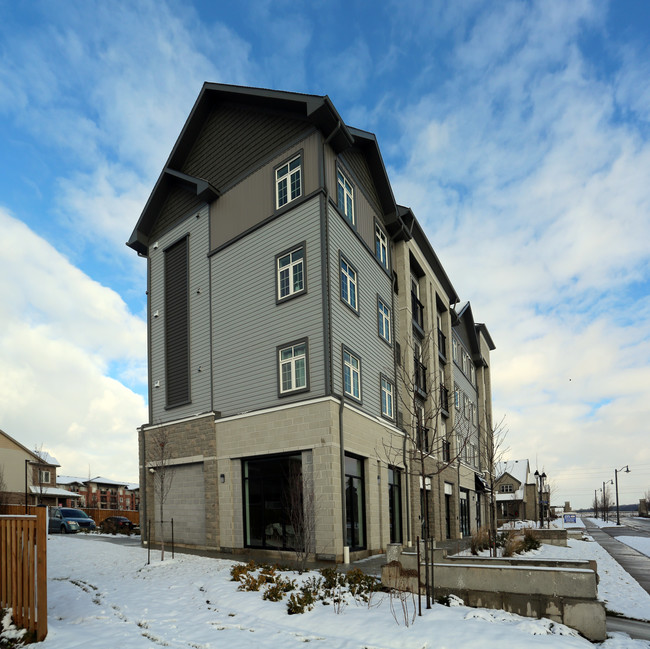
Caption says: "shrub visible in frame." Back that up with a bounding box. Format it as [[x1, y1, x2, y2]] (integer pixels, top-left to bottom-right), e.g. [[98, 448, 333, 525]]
[[230, 560, 256, 582], [470, 526, 491, 555], [522, 528, 541, 552], [502, 530, 524, 557]]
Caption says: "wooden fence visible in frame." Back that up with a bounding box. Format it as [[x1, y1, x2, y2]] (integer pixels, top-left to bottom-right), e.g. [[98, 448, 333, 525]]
[[0, 508, 47, 641], [2, 504, 139, 527]]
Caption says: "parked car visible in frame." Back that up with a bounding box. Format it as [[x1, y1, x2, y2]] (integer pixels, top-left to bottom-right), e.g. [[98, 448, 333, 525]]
[[48, 507, 96, 533], [99, 516, 136, 534]]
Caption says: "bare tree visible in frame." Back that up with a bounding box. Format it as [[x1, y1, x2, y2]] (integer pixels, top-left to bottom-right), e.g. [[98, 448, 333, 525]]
[[0, 465, 8, 513], [284, 459, 317, 572], [482, 416, 508, 556], [643, 490, 650, 517], [601, 483, 613, 522], [383, 330, 477, 606], [592, 492, 600, 520], [149, 426, 175, 561]]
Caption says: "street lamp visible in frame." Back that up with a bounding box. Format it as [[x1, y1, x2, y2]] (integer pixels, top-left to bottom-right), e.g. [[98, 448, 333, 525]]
[[534, 470, 546, 529], [615, 465, 630, 526]]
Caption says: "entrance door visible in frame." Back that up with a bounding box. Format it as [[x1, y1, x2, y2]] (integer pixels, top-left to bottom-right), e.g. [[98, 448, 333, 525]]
[[459, 489, 470, 537]]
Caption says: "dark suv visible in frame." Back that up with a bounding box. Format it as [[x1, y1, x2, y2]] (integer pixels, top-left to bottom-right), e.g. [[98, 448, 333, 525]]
[[49, 507, 96, 533]]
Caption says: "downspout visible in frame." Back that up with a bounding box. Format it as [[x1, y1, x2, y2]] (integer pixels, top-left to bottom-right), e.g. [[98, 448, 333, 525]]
[[140, 425, 147, 546], [323, 119, 349, 562]]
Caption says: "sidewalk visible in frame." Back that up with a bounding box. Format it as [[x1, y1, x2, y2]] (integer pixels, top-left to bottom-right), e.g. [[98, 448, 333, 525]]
[[583, 518, 650, 595]]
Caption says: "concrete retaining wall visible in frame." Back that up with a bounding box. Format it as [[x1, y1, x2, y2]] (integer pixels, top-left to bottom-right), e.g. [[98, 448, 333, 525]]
[[382, 547, 606, 641]]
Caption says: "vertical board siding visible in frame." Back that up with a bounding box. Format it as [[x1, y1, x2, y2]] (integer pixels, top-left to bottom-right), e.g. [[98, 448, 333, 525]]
[[210, 132, 320, 251], [328, 204, 395, 419], [152, 186, 205, 242], [182, 104, 311, 191], [211, 197, 324, 415], [149, 204, 212, 424]]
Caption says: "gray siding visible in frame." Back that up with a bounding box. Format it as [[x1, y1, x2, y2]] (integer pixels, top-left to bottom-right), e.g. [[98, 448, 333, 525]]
[[211, 196, 325, 416], [182, 104, 312, 192], [210, 132, 321, 251], [324, 144, 388, 257], [151, 186, 205, 242], [149, 204, 212, 423], [328, 204, 395, 418]]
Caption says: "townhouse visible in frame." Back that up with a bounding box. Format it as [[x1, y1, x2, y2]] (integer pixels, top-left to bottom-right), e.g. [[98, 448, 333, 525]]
[[128, 84, 495, 561]]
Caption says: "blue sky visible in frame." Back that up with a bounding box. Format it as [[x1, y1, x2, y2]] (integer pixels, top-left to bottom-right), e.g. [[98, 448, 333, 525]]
[[0, 0, 648, 508]]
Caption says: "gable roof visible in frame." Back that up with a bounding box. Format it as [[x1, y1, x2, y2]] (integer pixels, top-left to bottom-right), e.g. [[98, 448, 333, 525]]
[[128, 83, 403, 255], [0, 428, 59, 466]]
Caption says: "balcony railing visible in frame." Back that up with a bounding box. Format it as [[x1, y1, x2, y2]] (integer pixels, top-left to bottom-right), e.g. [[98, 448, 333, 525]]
[[414, 358, 427, 396], [440, 384, 449, 412], [411, 292, 424, 330]]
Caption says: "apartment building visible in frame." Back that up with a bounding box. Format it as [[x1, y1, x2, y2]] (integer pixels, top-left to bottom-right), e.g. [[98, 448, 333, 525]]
[[128, 83, 495, 561]]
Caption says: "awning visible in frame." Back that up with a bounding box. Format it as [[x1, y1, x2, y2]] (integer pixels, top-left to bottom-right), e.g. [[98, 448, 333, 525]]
[[475, 473, 491, 492]]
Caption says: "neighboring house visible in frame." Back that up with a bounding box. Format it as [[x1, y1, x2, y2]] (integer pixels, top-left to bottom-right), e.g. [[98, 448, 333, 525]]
[[57, 476, 140, 510], [127, 83, 496, 561], [495, 459, 547, 525], [0, 428, 70, 507]]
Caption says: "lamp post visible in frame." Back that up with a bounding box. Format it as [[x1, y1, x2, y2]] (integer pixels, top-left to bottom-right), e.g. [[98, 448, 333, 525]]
[[615, 465, 630, 526], [534, 470, 546, 529], [594, 489, 598, 519]]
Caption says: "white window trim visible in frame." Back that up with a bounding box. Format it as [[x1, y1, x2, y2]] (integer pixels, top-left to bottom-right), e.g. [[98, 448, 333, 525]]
[[279, 341, 308, 394], [378, 298, 391, 343], [343, 349, 361, 401], [276, 154, 302, 209], [375, 223, 388, 269], [337, 169, 355, 225], [277, 245, 305, 301], [381, 376, 394, 419], [340, 256, 358, 311]]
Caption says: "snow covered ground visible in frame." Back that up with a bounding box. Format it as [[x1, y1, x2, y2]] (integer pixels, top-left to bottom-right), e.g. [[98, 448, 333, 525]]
[[2, 528, 650, 649]]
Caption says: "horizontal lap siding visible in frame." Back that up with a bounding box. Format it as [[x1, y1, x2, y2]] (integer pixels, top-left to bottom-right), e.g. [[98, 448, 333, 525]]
[[328, 205, 395, 419], [149, 205, 212, 423], [212, 197, 324, 415]]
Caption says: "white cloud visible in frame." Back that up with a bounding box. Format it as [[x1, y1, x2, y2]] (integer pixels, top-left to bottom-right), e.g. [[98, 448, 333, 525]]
[[386, 0, 650, 507], [0, 208, 147, 481]]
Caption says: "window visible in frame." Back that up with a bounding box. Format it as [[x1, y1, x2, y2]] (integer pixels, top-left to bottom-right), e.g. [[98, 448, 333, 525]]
[[343, 349, 361, 401], [381, 377, 394, 419], [243, 454, 302, 549], [345, 454, 365, 549], [39, 470, 50, 483], [337, 169, 354, 224], [276, 155, 302, 208], [377, 298, 391, 343], [276, 245, 305, 301], [278, 341, 308, 394], [454, 385, 461, 410], [500, 484, 514, 493], [340, 256, 358, 311], [388, 468, 402, 544], [452, 337, 459, 363], [375, 224, 388, 269]]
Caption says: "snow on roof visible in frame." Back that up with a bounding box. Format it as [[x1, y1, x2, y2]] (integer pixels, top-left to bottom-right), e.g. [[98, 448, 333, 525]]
[[56, 475, 87, 485], [88, 476, 130, 487], [33, 449, 60, 466], [29, 486, 81, 497], [126, 483, 139, 491], [495, 459, 531, 485]]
